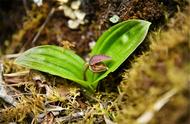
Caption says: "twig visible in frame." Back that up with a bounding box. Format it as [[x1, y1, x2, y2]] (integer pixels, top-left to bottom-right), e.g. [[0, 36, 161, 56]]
[[56, 111, 85, 123], [31, 8, 55, 45], [19, 8, 56, 53], [38, 105, 68, 120], [0, 63, 17, 106], [136, 88, 178, 124], [22, 0, 29, 16], [4, 53, 22, 59], [3, 70, 29, 77], [1, 82, 30, 86], [100, 103, 116, 124]]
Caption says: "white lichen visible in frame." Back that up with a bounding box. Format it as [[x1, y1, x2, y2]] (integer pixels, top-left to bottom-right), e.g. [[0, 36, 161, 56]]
[[33, 0, 43, 6], [57, 0, 69, 4], [74, 10, 86, 21], [109, 15, 120, 23], [57, 0, 87, 29], [89, 41, 96, 50], [71, 0, 81, 10], [62, 5, 76, 19], [68, 19, 80, 29]]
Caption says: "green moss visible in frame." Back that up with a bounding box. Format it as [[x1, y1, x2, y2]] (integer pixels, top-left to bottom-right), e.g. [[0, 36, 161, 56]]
[[1, 1, 190, 123], [117, 6, 190, 124], [0, 94, 44, 122], [5, 4, 49, 54]]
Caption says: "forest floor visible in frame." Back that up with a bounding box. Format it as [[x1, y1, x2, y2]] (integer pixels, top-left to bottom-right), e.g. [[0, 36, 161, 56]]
[[0, 0, 189, 123]]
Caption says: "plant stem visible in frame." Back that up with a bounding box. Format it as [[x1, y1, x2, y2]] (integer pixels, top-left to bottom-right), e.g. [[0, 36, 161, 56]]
[[83, 63, 89, 81]]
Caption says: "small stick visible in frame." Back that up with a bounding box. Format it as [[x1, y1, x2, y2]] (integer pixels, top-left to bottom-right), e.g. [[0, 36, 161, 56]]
[[3, 70, 29, 77], [56, 111, 85, 123], [4, 53, 22, 59], [137, 88, 178, 124], [22, 0, 29, 16], [20, 7, 56, 52], [32, 8, 55, 45]]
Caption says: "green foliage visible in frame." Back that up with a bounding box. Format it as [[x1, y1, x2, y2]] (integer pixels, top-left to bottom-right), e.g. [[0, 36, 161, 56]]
[[15, 45, 88, 88], [88, 20, 151, 88], [15, 19, 151, 91]]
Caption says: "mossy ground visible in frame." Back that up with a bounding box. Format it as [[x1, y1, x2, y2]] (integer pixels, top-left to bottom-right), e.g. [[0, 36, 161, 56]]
[[0, 0, 189, 123], [117, 6, 190, 124]]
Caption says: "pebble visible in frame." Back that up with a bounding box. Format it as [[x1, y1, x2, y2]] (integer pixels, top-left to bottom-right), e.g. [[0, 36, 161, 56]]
[[71, 0, 81, 10]]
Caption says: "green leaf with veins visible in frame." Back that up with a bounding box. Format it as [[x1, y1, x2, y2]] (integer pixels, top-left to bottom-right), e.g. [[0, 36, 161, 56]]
[[15, 45, 92, 90], [15, 19, 151, 91], [87, 19, 151, 88]]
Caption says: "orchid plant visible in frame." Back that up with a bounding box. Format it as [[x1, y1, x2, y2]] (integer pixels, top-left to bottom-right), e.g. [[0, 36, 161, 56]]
[[15, 19, 151, 91]]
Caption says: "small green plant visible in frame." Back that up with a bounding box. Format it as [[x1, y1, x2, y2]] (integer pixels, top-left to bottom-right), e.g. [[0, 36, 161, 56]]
[[15, 19, 151, 91]]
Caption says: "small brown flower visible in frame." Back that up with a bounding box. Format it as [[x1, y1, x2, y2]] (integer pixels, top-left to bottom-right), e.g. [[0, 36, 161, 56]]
[[89, 55, 112, 72], [83, 55, 112, 80], [89, 62, 108, 72]]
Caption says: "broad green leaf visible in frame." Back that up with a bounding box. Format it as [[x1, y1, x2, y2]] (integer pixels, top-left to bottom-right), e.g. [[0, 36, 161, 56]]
[[15, 45, 90, 89], [87, 19, 151, 88], [15, 19, 151, 91]]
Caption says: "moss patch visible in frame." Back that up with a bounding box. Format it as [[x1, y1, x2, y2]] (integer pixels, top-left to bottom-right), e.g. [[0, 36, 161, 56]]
[[117, 5, 190, 124]]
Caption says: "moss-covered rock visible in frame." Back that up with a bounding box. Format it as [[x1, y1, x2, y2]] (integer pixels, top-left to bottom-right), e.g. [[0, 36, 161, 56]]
[[117, 5, 190, 124]]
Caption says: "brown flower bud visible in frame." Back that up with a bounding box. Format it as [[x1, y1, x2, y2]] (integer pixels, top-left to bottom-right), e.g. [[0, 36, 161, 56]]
[[89, 55, 111, 72]]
